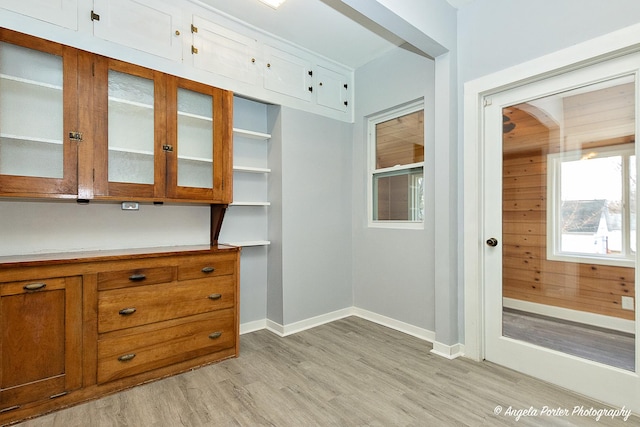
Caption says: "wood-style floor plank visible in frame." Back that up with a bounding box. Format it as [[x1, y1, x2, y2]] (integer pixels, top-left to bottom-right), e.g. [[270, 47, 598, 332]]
[[14, 317, 640, 426]]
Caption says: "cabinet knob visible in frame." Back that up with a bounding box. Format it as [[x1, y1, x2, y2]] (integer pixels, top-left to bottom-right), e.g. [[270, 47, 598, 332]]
[[208, 331, 222, 339], [251, 58, 256, 63], [201, 266, 215, 273], [175, 30, 181, 36], [208, 293, 222, 301], [267, 63, 271, 68]]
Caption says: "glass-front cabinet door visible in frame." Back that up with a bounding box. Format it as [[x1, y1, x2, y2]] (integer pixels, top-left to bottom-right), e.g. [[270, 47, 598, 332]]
[[0, 30, 79, 198], [92, 58, 166, 200], [166, 77, 233, 203]]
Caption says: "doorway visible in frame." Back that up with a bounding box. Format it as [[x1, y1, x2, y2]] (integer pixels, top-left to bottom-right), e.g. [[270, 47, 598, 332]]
[[477, 52, 640, 411]]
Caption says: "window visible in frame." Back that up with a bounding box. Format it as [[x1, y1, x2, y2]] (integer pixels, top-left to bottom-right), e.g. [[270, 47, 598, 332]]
[[547, 144, 636, 266], [368, 100, 425, 228]]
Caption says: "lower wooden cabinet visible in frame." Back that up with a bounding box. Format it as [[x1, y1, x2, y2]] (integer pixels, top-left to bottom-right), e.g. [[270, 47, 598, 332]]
[[0, 276, 82, 414], [0, 246, 240, 425]]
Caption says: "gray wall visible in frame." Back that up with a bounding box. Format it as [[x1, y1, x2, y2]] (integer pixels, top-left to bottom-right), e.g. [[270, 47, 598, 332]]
[[458, 0, 640, 83], [352, 46, 436, 330], [456, 0, 640, 341], [269, 107, 353, 326]]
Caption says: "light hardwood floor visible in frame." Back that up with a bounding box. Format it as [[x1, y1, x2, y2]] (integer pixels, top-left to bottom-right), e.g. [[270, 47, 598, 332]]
[[14, 317, 640, 426]]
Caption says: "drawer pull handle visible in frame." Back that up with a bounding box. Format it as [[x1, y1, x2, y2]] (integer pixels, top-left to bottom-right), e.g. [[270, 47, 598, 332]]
[[118, 353, 136, 362], [23, 283, 46, 291], [129, 274, 146, 282], [0, 405, 20, 414], [119, 307, 137, 316], [208, 293, 222, 301], [201, 266, 215, 273], [50, 391, 68, 399], [208, 331, 222, 339]]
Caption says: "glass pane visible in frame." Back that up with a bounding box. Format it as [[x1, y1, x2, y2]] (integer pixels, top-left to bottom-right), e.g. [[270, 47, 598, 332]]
[[560, 155, 622, 255], [108, 70, 155, 184], [375, 110, 424, 169], [177, 88, 213, 189], [502, 75, 635, 371], [0, 42, 63, 178], [373, 167, 423, 221]]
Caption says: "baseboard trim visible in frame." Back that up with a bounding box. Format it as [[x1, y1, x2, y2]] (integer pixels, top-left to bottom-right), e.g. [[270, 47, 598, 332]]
[[249, 307, 464, 360], [351, 307, 435, 342], [503, 298, 635, 334], [240, 319, 267, 335], [431, 341, 465, 359], [265, 307, 354, 337]]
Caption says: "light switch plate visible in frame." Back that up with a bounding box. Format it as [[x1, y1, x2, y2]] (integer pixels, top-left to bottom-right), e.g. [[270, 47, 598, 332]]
[[621, 296, 635, 311]]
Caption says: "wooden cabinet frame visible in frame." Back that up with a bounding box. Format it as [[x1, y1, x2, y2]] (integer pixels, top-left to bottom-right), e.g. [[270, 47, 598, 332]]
[[0, 246, 240, 425], [0, 29, 81, 198], [0, 28, 233, 204]]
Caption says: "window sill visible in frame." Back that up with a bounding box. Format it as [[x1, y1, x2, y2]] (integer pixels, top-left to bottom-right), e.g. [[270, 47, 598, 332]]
[[547, 252, 635, 268], [368, 221, 424, 230]]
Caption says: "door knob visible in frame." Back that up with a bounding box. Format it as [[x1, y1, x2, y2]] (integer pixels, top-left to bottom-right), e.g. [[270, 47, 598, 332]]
[[486, 238, 498, 247]]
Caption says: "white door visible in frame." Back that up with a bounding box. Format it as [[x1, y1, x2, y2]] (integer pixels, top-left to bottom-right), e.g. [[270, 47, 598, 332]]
[[484, 52, 640, 411], [191, 15, 259, 85], [263, 45, 313, 102], [0, 0, 77, 30], [92, 0, 183, 62]]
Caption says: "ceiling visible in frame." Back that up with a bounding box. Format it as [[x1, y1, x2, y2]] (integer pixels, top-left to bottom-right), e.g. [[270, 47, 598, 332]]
[[197, 0, 455, 69]]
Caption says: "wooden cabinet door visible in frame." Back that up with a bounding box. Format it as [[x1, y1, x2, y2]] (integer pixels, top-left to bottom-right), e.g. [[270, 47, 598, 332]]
[[92, 0, 183, 62], [0, 30, 81, 199], [165, 77, 233, 203], [0, 276, 82, 412], [0, 0, 78, 30], [92, 57, 167, 200]]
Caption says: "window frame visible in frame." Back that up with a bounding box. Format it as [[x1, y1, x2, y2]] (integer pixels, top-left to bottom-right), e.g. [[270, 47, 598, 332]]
[[367, 99, 425, 229], [546, 143, 636, 267]]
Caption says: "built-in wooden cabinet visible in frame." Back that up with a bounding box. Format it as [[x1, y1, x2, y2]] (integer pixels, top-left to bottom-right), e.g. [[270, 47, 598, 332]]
[[0, 275, 83, 416], [0, 29, 84, 198], [0, 28, 233, 204], [0, 246, 240, 425]]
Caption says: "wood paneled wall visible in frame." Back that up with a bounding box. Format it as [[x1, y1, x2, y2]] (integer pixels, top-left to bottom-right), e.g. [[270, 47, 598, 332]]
[[502, 105, 635, 321]]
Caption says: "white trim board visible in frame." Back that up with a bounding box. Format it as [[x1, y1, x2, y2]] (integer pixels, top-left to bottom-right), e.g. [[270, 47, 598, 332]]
[[240, 319, 267, 335], [503, 298, 635, 335], [463, 21, 640, 362], [241, 306, 464, 360]]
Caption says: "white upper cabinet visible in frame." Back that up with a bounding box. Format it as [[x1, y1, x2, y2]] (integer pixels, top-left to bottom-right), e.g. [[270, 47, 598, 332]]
[[91, 0, 183, 62], [191, 15, 259, 85], [315, 65, 350, 113], [0, 0, 78, 30], [264, 44, 313, 102]]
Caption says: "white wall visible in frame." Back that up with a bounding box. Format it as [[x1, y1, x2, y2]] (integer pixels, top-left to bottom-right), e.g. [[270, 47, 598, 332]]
[[352, 46, 436, 331], [268, 107, 353, 326], [0, 201, 210, 256]]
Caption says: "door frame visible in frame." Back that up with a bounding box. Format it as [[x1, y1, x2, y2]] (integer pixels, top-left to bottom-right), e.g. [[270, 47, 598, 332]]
[[464, 22, 640, 361]]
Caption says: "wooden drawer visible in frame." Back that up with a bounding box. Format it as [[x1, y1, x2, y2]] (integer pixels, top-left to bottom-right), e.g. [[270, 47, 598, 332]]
[[177, 254, 235, 281], [98, 275, 235, 333], [97, 266, 176, 291], [97, 309, 235, 384]]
